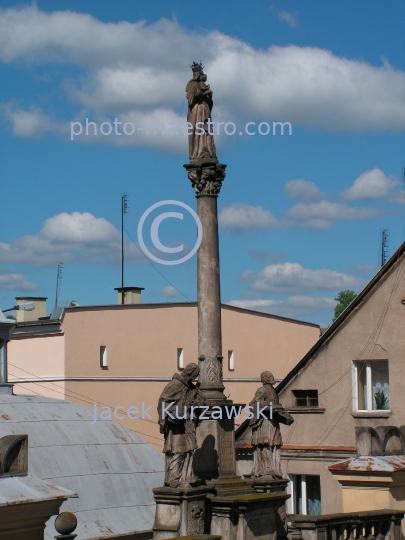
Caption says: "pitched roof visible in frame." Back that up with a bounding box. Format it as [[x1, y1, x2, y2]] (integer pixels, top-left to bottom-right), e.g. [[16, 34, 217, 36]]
[[0, 394, 164, 540], [276, 241, 405, 394]]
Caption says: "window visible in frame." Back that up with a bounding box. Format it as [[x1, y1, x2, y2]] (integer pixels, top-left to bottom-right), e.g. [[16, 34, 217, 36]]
[[287, 475, 322, 515], [354, 360, 389, 411], [228, 350, 234, 371], [100, 346, 107, 368], [292, 390, 319, 407], [177, 348, 184, 369]]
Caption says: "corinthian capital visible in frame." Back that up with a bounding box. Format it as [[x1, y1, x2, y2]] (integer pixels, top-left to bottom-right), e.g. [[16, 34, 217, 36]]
[[184, 159, 227, 196]]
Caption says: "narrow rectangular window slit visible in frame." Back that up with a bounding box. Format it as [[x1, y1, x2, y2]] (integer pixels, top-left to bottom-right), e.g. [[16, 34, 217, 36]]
[[177, 348, 184, 369], [100, 345, 107, 368], [228, 350, 234, 371]]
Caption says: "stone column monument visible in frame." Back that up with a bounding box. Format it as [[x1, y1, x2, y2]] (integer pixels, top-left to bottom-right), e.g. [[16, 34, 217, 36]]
[[184, 62, 236, 483], [152, 62, 290, 540], [184, 61, 227, 404]]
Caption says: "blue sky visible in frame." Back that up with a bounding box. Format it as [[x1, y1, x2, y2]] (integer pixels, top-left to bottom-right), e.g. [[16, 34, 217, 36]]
[[0, 0, 404, 326]]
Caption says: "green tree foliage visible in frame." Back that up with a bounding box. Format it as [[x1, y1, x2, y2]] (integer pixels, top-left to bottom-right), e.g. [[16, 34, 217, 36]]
[[333, 290, 357, 322]]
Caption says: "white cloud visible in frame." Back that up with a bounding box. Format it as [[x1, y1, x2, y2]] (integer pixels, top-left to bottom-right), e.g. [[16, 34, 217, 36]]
[[227, 295, 337, 318], [341, 168, 400, 201], [0, 269, 37, 291], [278, 11, 298, 28], [3, 106, 63, 138], [153, 285, 183, 298], [0, 4, 404, 146], [284, 200, 384, 229], [70, 108, 189, 153], [219, 203, 278, 233], [0, 212, 146, 267], [285, 179, 323, 202], [241, 262, 366, 294]]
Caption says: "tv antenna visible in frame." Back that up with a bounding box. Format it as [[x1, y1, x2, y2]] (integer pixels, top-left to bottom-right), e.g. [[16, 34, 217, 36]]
[[380, 229, 389, 268], [55, 262, 64, 308], [121, 194, 129, 304]]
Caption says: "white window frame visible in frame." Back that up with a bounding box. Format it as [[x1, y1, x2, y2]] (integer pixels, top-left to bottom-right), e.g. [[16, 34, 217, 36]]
[[228, 350, 234, 371], [287, 474, 319, 515], [287, 474, 307, 514], [352, 360, 390, 412], [177, 348, 184, 370], [100, 345, 107, 368]]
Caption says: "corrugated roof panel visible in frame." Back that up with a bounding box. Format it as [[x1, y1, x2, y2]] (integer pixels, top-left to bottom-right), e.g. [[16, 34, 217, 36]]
[[0, 394, 164, 539]]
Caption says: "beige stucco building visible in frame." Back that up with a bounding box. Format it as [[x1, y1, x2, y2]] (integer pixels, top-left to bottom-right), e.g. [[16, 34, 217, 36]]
[[8, 295, 319, 450], [236, 242, 405, 520]]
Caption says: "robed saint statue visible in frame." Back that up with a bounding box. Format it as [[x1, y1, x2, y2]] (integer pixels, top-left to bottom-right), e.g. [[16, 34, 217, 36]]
[[158, 363, 205, 487], [249, 371, 294, 479]]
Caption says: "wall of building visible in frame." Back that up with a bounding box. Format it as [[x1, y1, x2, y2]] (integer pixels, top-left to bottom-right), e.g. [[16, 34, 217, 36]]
[[8, 333, 65, 399], [278, 252, 405, 515], [9, 302, 319, 450], [62, 304, 318, 448]]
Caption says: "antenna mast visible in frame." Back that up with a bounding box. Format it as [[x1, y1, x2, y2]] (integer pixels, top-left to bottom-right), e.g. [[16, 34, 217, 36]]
[[121, 194, 129, 304], [380, 229, 389, 268], [55, 262, 64, 308]]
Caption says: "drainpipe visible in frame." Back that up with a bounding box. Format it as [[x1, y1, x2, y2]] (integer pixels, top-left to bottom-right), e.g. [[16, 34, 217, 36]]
[[0, 311, 16, 394]]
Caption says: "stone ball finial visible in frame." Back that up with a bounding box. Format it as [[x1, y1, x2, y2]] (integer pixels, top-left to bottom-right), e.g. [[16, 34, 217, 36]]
[[55, 512, 77, 535]]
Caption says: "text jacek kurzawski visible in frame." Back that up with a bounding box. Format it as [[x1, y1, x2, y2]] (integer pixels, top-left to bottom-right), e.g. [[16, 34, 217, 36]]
[[91, 402, 275, 423], [161, 402, 274, 421]]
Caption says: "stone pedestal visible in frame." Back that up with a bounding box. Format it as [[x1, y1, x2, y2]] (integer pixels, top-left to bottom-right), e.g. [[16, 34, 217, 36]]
[[207, 478, 289, 540], [153, 486, 212, 540], [250, 478, 290, 533]]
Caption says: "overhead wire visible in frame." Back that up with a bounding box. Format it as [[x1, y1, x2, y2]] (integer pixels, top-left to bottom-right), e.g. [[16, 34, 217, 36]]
[[8, 363, 157, 425], [13, 381, 163, 448], [8, 367, 163, 447]]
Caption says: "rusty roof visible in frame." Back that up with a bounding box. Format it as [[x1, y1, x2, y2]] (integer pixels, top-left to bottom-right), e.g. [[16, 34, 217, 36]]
[[328, 455, 405, 473], [0, 394, 164, 540]]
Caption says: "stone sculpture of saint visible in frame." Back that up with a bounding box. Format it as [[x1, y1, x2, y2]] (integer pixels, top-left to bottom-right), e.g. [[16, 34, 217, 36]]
[[249, 371, 294, 479], [158, 363, 205, 487], [186, 62, 217, 161]]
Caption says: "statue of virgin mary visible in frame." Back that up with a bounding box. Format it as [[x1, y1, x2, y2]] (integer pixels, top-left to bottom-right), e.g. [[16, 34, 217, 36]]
[[186, 62, 217, 161]]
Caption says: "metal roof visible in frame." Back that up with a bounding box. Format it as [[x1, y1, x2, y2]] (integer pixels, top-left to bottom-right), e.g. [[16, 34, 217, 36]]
[[0, 394, 164, 539], [0, 474, 76, 506]]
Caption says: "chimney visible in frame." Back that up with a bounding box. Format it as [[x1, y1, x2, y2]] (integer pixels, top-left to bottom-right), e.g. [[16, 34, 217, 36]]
[[15, 297, 47, 322], [114, 287, 144, 305]]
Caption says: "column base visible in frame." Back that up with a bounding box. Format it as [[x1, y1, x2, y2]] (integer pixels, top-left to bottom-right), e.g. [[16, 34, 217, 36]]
[[198, 384, 227, 403]]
